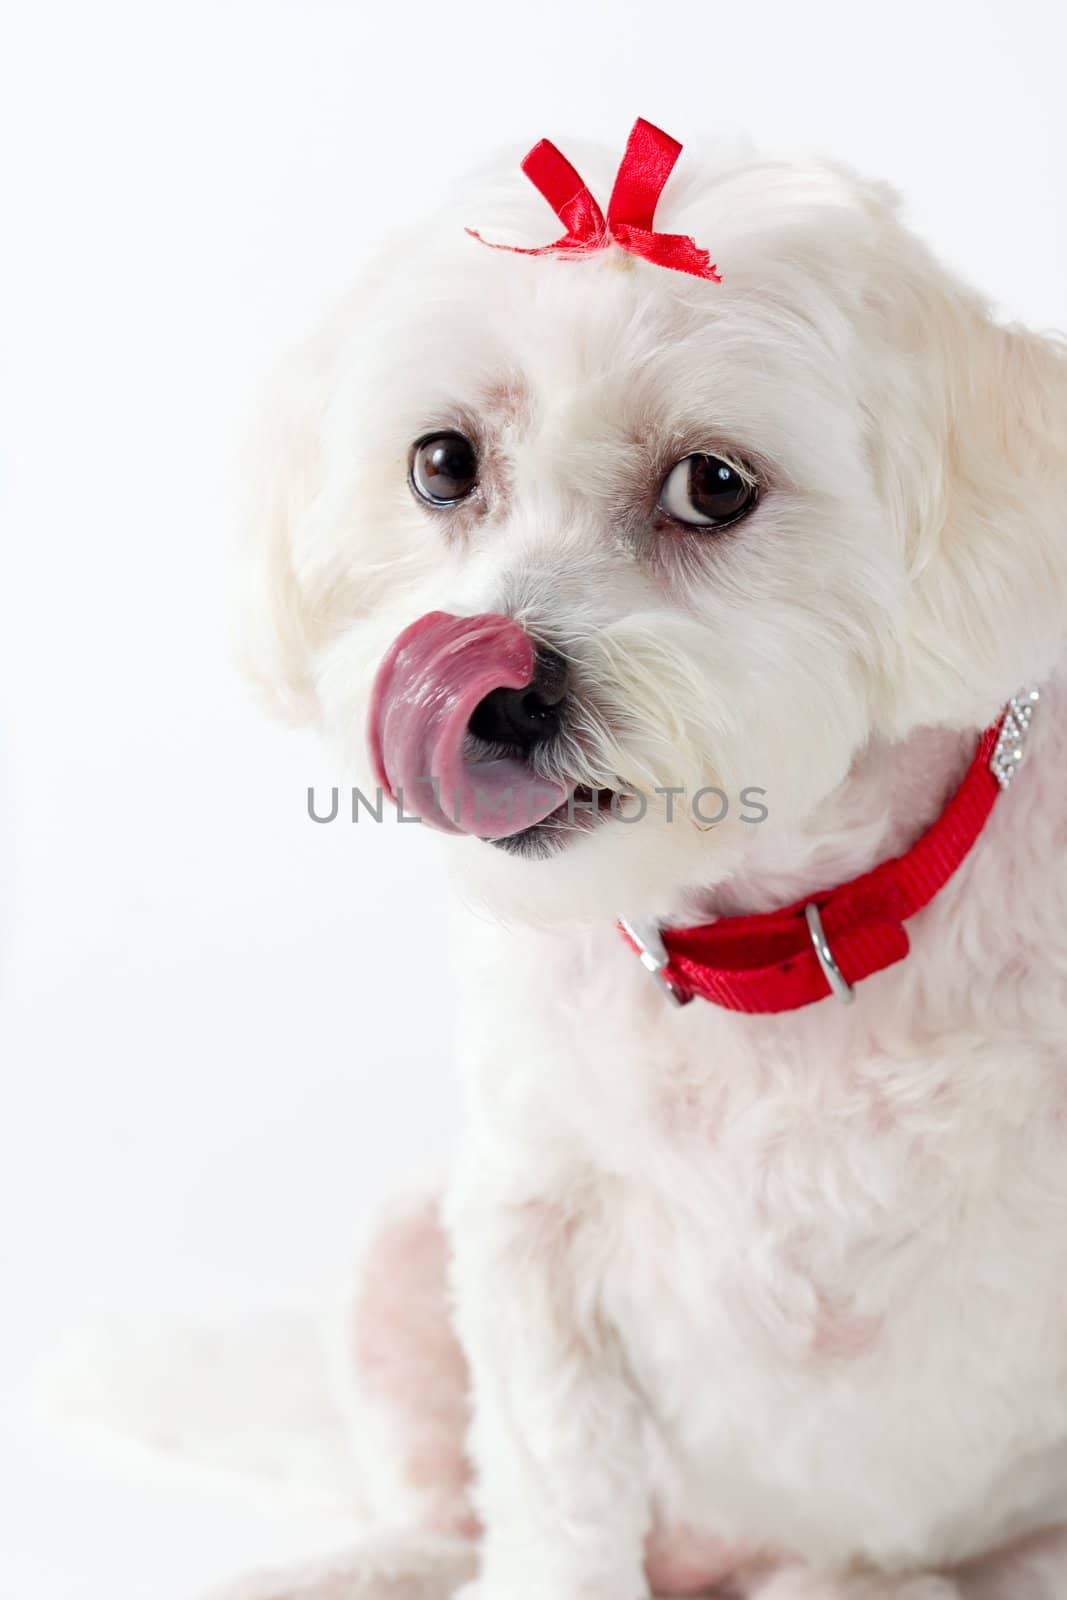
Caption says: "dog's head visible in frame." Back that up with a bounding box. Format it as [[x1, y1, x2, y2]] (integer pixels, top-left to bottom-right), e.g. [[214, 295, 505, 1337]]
[[243, 128, 1066, 922]]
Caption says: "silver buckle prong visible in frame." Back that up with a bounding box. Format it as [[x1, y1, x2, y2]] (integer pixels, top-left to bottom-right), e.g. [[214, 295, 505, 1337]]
[[804, 902, 855, 1005], [619, 917, 690, 1007]]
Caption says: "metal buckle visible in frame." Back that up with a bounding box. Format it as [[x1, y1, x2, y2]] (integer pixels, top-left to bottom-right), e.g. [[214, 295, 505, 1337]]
[[804, 902, 855, 1005], [618, 918, 690, 1007]]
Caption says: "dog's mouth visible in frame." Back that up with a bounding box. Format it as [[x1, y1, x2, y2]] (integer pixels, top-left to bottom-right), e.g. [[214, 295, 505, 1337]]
[[489, 783, 616, 857], [369, 611, 610, 851]]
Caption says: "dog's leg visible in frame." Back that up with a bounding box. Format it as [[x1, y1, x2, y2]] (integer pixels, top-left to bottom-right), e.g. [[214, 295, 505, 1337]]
[[346, 1190, 741, 1598], [350, 1190, 476, 1537], [449, 1181, 649, 1600]]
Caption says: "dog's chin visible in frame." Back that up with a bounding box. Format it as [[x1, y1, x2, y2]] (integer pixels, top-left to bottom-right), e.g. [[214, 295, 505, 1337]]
[[454, 803, 750, 929]]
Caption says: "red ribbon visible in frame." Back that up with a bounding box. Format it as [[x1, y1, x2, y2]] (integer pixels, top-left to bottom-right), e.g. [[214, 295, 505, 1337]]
[[467, 117, 721, 283]]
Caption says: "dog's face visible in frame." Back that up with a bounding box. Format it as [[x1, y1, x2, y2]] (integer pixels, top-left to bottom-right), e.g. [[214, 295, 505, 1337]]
[[245, 136, 1062, 923]]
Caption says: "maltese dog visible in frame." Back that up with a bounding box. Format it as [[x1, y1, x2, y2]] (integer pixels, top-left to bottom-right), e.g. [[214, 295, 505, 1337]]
[[230, 118, 1067, 1600]]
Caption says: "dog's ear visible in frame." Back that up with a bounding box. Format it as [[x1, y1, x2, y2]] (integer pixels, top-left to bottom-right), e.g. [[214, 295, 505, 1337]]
[[234, 331, 337, 725], [862, 248, 1067, 731]]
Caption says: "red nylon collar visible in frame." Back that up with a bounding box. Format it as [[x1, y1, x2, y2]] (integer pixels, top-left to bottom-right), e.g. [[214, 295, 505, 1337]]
[[619, 693, 1039, 1013]]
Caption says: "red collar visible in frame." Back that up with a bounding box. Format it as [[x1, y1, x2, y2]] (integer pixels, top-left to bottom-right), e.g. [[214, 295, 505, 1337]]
[[619, 691, 1040, 1013]]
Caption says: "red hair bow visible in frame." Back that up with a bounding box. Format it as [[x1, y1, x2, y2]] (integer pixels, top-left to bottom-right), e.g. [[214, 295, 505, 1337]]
[[467, 117, 721, 283]]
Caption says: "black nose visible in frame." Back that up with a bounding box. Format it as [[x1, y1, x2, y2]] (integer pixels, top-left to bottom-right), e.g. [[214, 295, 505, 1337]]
[[467, 647, 569, 752]]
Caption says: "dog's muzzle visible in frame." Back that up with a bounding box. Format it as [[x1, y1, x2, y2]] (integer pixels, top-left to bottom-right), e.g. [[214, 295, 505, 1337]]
[[368, 612, 571, 839]]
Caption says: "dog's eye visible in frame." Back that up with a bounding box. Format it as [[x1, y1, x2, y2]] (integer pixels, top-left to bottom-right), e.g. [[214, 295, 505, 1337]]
[[410, 432, 478, 506], [657, 454, 757, 529]]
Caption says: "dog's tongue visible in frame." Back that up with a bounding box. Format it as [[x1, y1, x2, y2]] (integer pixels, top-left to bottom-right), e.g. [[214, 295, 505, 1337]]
[[369, 612, 569, 839]]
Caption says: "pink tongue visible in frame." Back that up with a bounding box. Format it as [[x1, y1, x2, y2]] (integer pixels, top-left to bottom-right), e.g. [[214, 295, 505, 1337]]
[[369, 612, 570, 839]]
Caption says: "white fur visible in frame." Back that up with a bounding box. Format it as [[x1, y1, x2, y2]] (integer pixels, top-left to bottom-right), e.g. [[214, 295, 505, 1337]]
[[237, 128, 1067, 1599]]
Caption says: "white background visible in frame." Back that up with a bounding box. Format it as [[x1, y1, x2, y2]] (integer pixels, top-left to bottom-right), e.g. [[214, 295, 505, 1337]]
[[2, 2, 1066, 1595]]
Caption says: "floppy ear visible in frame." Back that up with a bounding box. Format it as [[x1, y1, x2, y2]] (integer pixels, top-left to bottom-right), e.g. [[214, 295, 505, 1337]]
[[234, 336, 334, 725], [862, 245, 1067, 732]]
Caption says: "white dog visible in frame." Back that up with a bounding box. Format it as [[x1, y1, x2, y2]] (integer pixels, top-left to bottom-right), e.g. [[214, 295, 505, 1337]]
[[231, 118, 1067, 1600]]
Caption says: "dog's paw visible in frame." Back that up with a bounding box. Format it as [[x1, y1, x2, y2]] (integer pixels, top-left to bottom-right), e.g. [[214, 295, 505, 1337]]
[[750, 1569, 959, 1600], [455, 1580, 648, 1600]]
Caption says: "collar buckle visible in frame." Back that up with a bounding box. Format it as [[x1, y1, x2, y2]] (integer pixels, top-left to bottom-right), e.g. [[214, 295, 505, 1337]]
[[804, 902, 855, 1005], [618, 918, 691, 1007]]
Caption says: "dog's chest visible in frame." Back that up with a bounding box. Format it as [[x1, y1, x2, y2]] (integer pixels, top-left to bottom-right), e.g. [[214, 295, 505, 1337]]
[[462, 887, 1067, 1566], [586, 1018, 1067, 1567]]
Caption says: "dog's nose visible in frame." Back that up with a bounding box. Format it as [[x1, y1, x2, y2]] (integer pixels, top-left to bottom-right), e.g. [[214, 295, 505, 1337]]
[[467, 646, 569, 752]]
